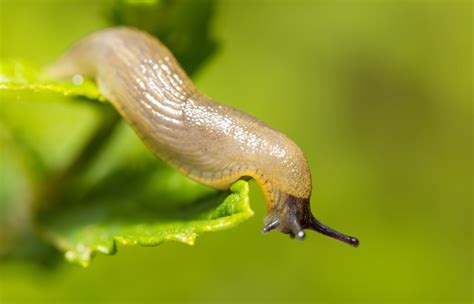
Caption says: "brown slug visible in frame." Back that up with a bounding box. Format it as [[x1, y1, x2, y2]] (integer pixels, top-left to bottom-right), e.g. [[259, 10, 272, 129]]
[[46, 27, 358, 246]]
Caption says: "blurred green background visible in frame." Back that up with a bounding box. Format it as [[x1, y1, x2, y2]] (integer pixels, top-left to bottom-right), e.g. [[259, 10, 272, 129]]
[[0, 0, 472, 303]]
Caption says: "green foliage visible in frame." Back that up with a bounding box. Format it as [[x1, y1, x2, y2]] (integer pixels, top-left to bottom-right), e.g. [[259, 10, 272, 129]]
[[109, 0, 217, 75], [45, 180, 251, 267], [0, 0, 253, 267]]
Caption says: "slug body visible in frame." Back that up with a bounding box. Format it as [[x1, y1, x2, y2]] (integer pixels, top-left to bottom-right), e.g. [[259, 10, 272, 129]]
[[47, 27, 358, 246]]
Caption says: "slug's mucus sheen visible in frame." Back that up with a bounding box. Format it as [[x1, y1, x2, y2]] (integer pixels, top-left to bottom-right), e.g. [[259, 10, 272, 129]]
[[47, 27, 358, 246]]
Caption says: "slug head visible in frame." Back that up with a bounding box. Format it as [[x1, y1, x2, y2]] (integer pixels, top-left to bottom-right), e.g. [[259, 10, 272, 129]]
[[262, 193, 359, 247]]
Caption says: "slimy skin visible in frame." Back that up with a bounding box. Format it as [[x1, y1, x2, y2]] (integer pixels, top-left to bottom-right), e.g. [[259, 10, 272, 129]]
[[46, 27, 358, 246]]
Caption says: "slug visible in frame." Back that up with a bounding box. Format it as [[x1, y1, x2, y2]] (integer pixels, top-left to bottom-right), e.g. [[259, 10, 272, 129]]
[[46, 27, 358, 246]]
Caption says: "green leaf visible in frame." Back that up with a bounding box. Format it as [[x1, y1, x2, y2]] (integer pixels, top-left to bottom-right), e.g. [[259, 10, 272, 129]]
[[0, 60, 103, 101], [43, 178, 252, 267]]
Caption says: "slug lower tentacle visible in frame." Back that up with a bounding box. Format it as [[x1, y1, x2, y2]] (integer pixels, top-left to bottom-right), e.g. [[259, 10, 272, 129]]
[[45, 27, 358, 247]]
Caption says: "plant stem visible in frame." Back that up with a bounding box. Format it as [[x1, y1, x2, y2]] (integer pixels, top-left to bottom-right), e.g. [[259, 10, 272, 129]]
[[33, 105, 121, 212]]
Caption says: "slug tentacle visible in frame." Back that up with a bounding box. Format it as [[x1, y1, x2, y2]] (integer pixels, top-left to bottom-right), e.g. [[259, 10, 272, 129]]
[[262, 191, 359, 246], [47, 27, 359, 246]]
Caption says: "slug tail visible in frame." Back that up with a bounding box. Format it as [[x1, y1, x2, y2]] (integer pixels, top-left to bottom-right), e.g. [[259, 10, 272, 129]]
[[42, 33, 104, 81], [42, 59, 79, 81]]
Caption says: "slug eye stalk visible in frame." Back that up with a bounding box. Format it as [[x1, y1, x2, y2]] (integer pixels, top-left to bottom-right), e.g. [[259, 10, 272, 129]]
[[308, 217, 359, 247]]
